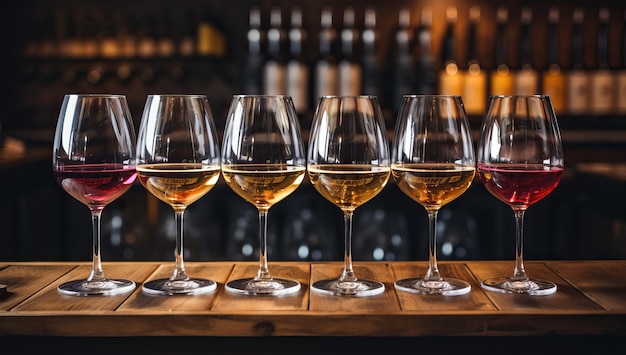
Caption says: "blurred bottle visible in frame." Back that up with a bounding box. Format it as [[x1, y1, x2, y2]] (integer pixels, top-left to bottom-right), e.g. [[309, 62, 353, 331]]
[[389, 8, 415, 113], [541, 7, 566, 114], [58, 12, 83, 59], [438, 6, 463, 97], [286, 7, 309, 116], [590, 8, 614, 116], [566, 8, 590, 116], [514, 7, 538, 95], [361, 7, 381, 99], [119, 14, 138, 59], [155, 12, 176, 58], [137, 12, 157, 58], [263, 7, 287, 95], [338, 7, 361, 96], [618, 9, 626, 114], [196, 5, 225, 57], [490, 7, 514, 96], [414, 7, 437, 95], [243, 6, 264, 95], [314, 7, 339, 101], [100, 12, 121, 59], [178, 10, 197, 57], [81, 12, 100, 59], [461, 6, 487, 116]]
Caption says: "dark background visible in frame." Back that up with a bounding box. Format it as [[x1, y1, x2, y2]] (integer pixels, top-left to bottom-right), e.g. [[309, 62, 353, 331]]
[[1, 0, 625, 263]]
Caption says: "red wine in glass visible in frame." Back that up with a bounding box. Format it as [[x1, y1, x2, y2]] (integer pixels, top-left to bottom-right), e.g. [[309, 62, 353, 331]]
[[54, 164, 137, 207], [477, 164, 562, 208], [476, 95, 564, 296], [53, 94, 138, 296]]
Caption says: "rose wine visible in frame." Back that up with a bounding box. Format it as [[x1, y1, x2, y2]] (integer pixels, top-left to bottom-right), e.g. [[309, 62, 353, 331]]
[[392, 163, 475, 208], [54, 164, 137, 208], [137, 163, 220, 207], [307, 164, 390, 211], [221, 164, 305, 208], [477, 164, 563, 208]]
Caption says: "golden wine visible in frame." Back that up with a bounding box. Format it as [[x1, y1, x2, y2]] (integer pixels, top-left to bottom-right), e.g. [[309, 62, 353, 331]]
[[222, 164, 305, 208], [392, 163, 475, 208], [137, 163, 220, 207], [307, 164, 390, 211]]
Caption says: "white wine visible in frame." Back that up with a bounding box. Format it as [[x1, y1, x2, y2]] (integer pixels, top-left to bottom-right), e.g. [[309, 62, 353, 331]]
[[137, 163, 220, 208], [308, 164, 390, 212], [222, 164, 305, 209], [391, 163, 475, 209]]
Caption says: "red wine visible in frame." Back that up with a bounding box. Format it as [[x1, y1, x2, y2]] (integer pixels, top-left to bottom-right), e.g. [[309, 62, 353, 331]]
[[54, 164, 137, 208], [477, 164, 562, 208]]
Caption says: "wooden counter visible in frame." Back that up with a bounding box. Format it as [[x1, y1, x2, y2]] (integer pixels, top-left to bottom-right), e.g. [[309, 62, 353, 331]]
[[1, 261, 624, 352]]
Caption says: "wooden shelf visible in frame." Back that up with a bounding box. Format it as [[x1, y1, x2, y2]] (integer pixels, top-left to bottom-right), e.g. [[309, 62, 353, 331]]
[[1, 260, 625, 339]]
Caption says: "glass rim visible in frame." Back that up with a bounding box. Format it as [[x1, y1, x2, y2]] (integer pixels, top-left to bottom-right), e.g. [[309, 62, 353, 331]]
[[318, 95, 378, 99], [488, 94, 550, 99], [402, 94, 461, 99], [64, 94, 126, 98], [232, 94, 292, 99], [147, 94, 208, 98]]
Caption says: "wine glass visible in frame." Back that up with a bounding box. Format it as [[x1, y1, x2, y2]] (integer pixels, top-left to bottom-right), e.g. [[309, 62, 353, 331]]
[[477, 95, 564, 295], [52, 94, 137, 296], [307, 95, 391, 297], [221, 95, 306, 296], [391, 95, 476, 296], [136, 94, 221, 295]]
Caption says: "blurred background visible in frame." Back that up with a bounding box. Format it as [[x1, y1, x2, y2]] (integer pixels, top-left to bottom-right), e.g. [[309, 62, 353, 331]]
[[1, 0, 625, 262]]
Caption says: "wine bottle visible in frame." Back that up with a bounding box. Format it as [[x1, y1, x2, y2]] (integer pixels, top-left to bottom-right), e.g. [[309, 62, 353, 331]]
[[541, 7, 566, 114], [590, 7, 614, 116], [137, 12, 157, 58], [566, 7, 589, 116], [314, 7, 339, 101], [514, 7, 538, 95], [389, 8, 415, 113], [462, 6, 487, 116], [243, 7, 264, 95], [414, 7, 437, 95], [490, 7, 514, 96], [263, 7, 287, 95], [361, 7, 381, 98], [338, 7, 362, 96], [438, 6, 463, 97], [618, 9, 626, 114], [286, 7, 309, 116]]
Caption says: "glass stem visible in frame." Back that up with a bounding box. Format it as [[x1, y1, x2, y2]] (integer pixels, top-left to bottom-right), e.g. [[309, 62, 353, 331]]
[[88, 209, 105, 282], [255, 208, 272, 280], [424, 209, 442, 282], [171, 207, 189, 281], [512, 209, 528, 282], [340, 210, 357, 282]]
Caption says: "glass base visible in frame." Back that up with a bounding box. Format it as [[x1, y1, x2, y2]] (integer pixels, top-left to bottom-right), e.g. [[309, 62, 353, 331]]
[[481, 277, 557, 295], [311, 278, 385, 297], [58, 278, 136, 296], [142, 278, 217, 296], [394, 277, 471, 296], [226, 277, 301, 296]]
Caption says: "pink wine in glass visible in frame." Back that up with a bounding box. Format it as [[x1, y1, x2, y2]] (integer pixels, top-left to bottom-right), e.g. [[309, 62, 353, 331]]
[[477, 163, 562, 208], [54, 164, 137, 208]]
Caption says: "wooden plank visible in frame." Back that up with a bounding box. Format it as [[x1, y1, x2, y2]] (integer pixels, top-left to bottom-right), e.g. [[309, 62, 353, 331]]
[[211, 262, 310, 311], [466, 261, 603, 311], [390, 262, 497, 311], [548, 260, 626, 311], [119, 262, 235, 312], [13, 263, 159, 311], [309, 263, 400, 312], [0, 264, 75, 310]]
